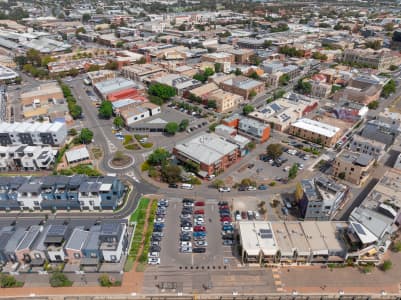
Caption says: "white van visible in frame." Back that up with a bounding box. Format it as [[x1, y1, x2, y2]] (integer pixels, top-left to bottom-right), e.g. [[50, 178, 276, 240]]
[[181, 183, 193, 190]]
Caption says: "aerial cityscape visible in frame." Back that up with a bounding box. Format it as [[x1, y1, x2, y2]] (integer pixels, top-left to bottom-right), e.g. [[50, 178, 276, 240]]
[[0, 0, 401, 299]]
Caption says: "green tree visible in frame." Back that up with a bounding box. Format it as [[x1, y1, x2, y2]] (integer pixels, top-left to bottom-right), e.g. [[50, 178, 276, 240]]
[[249, 71, 260, 80], [365, 40, 381, 50], [338, 172, 346, 180], [113, 116, 124, 129], [390, 65, 398, 71], [384, 22, 394, 32], [98, 101, 113, 119], [368, 101, 379, 110], [49, 272, 73, 287], [392, 241, 401, 252], [243, 104, 254, 115], [179, 119, 189, 131], [295, 79, 312, 95], [263, 40, 272, 48], [68, 128, 77, 136], [98, 274, 112, 287], [147, 148, 171, 165], [165, 122, 179, 135], [105, 61, 118, 70], [212, 179, 224, 188], [204, 67, 215, 77], [294, 182, 304, 203], [75, 27, 86, 37], [381, 260, 392, 271], [381, 79, 396, 98], [148, 83, 176, 101], [82, 13, 91, 23], [266, 143, 283, 159], [279, 74, 290, 86], [235, 68, 242, 76], [288, 163, 299, 180], [161, 163, 182, 183], [214, 63, 221, 73], [78, 128, 94, 144], [249, 90, 257, 99], [207, 100, 217, 109], [70, 104, 82, 119], [0, 274, 18, 288], [88, 64, 101, 72]]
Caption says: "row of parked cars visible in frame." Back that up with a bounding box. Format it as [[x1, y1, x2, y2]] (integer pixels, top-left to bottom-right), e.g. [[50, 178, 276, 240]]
[[180, 198, 207, 254], [219, 201, 234, 246], [148, 199, 169, 265]]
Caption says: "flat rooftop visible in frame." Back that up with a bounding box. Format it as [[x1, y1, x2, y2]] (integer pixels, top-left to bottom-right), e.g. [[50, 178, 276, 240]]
[[291, 118, 340, 138]]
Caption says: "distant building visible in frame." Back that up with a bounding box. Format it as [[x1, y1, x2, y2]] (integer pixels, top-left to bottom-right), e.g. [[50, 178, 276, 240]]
[[222, 114, 270, 143], [65, 145, 91, 166], [347, 135, 386, 158], [360, 119, 401, 148], [94, 77, 144, 100], [0, 145, 55, 171], [342, 48, 401, 71], [153, 74, 201, 96], [86, 70, 116, 85], [219, 75, 265, 100]]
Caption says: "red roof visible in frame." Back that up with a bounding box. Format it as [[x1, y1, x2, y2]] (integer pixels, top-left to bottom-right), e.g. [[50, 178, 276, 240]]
[[107, 88, 147, 102]]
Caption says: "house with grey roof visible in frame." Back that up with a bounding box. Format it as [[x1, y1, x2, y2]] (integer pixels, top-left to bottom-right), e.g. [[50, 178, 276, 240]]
[[14, 226, 44, 266], [64, 227, 89, 265]]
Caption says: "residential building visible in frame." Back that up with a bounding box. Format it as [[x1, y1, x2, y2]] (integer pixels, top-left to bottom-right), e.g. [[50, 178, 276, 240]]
[[288, 118, 341, 147], [0, 175, 125, 211], [342, 48, 401, 71], [333, 150, 375, 185], [298, 176, 348, 221], [173, 133, 240, 177], [226, 48, 255, 64], [219, 75, 265, 100], [0, 145, 55, 171], [311, 80, 332, 98], [65, 145, 91, 166], [0, 122, 67, 147]]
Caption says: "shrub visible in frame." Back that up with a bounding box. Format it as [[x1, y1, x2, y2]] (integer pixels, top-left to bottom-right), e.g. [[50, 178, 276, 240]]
[[49, 272, 73, 287], [123, 135, 133, 145], [381, 260, 392, 271], [141, 161, 150, 172], [269, 181, 276, 186], [141, 142, 153, 148]]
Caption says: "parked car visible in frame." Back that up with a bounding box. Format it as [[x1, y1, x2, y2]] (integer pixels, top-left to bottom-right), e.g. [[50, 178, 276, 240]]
[[247, 186, 257, 191], [148, 258, 160, 265], [223, 240, 234, 246], [194, 209, 204, 215], [238, 186, 247, 191], [180, 247, 192, 253], [258, 184, 267, 190], [222, 225, 234, 231], [181, 226, 193, 232], [193, 247, 206, 253], [195, 201, 205, 206], [168, 183, 178, 188], [180, 235, 191, 241], [194, 241, 208, 247], [218, 201, 228, 206], [194, 226, 206, 232], [220, 216, 232, 222], [219, 187, 231, 192], [193, 231, 207, 237], [180, 241, 192, 247]]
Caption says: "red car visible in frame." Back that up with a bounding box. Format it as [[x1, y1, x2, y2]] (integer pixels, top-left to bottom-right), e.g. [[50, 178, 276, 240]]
[[195, 201, 205, 206], [194, 226, 206, 232], [220, 216, 232, 222], [194, 209, 204, 215]]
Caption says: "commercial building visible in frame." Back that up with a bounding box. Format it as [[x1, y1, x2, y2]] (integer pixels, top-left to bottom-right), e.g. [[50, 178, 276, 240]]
[[0, 122, 67, 147], [347, 135, 386, 158], [298, 176, 348, 221], [311, 80, 332, 98], [248, 92, 318, 132], [222, 114, 271, 143], [0, 64, 19, 83], [0, 175, 125, 211], [94, 77, 145, 100], [173, 133, 240, 177], [119, 102, 161, 127], [219, 75, 265, 100], [207, 89, 242, 113], [214, 124, 251, 156], [360, 119, 401, 148], [20, 83, 64, 107], [153, 74, 201, 96], [0, 145, 56, 171], [342, 48, 401, 71], [333, 74, 385, 105], [288, 118, 341, 147], [239, 221, 354, 265], [65, 145, 91, 166], [86, 70, 116, 85], [333, 150, 375, 185], [122, 64, 166, 83]]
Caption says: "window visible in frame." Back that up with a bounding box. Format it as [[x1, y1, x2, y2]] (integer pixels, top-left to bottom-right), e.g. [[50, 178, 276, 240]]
[[74, 253, 81, 259]]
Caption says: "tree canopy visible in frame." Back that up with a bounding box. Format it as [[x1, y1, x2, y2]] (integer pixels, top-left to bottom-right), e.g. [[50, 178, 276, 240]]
[[165, 122, 179, 135], [266, 143, 283, 159], [148, 83, 176, 101], [78, 128, 93, 144], [98, 101, 113, 119], [147, 148, 171, 165], [243, 104, 254, 115]]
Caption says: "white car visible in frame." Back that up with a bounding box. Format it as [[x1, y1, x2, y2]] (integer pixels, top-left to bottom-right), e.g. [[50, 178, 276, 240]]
[[181, 226, 193, 232], [219, 187, 231, 192], [195, 216, 205, 222], [247, 186, 257, 191], [303, 155, 310, 161], [180, 247, 192, 253], [148, 258, 160, 265], [180, 241, 192, 247], [148, 252, 160, 258], [195, 220, 205, 226], [195, 241, 208, 247]]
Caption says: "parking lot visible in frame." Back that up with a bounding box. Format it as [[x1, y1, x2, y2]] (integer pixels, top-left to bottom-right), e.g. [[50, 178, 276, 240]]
[[158, 198, 236, 269], [228, 143, 318, 186]]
